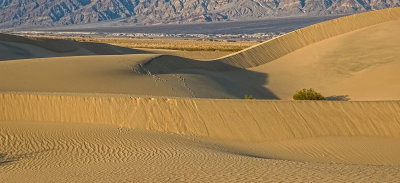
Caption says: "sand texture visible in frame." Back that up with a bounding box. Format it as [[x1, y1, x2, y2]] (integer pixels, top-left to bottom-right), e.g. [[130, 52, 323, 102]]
[[251, 18, 400, 100], [2, 93, 400, 142], [1, 7, 400, 182], [1, 93, 400, 182], [2, 121, 400, 182]]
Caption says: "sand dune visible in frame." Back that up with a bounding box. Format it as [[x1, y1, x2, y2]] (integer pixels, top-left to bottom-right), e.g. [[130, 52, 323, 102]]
[[0, 54, 244, 98], [2, 93, 400, 143], [251, 18, 400, 100], [1, 93, 400, 182], [216, 7, 400, 68], [139, 7, 400, 100], [1, 8, 400, 182]]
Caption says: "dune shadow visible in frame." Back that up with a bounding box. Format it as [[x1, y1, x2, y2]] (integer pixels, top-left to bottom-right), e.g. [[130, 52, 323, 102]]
[[193, 140, 276, 160], [223, 151, 271, 159], [0, 153, 18, 166], [136, 55, 279, 99], [0, 33, 278, 99], [325, 95, 350, 101], [0, 149, 53, 166], [0, 33, 150, 61], [75, 41, 149, 55]]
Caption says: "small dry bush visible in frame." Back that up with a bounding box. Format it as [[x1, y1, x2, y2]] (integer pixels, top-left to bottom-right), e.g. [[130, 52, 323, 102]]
[[244, 94, 256, 100], [293, 88, 325, 100]]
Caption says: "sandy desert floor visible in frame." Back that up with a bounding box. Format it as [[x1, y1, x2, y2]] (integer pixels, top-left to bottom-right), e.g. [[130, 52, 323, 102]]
[[2, 121, 400, 182], [1, 7, 400, 182]]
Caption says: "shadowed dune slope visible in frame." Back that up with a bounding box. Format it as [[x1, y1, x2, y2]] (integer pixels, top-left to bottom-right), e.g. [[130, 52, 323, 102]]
[[0, 33, 80, 53], [0, 33, 148, 61], [0, 54, 276, 99]]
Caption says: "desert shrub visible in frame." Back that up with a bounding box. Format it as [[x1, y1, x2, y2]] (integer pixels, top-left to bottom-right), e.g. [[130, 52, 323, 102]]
[[244, 94, 255, 100], [293, 88, 325, 100]]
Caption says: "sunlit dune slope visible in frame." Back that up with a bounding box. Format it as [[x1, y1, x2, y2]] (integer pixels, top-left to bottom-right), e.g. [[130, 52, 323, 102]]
[[251, 18, 400, 100], [215, 7, 400, 68], [2, 93, 400, 142], [139, 6, 400, 74], [140, 7, 400, 100], [1, 93, 400, 167]]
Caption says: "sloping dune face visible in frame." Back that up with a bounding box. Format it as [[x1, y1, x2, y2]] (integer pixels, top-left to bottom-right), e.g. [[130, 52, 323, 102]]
[[216, 7, 400, 68], [135, 7, 400, 100], [0, 33, 147, 61], [252, 18, 400, 100], [2, 93, 400, 167], [3, 93, 400, 142], [0, 54, 245, 98], [1, 93, 400, 182], [219, 7, 400, 100]]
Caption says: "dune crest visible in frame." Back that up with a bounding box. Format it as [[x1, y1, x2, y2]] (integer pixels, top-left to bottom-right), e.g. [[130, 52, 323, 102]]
[[2, 93, 400, 142], [2, 93, 400, 167], [132, 7, 400, 74], [215, 7, 400, 68]]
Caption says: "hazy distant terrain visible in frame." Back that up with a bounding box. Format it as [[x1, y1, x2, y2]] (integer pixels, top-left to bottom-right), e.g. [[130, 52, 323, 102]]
[[46, 15, 341, 35], [0, 0, 398, 29], [16, 16, 342, 42]]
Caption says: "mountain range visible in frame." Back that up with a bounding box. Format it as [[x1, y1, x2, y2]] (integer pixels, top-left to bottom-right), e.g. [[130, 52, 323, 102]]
[[0, 0, 399, 29]]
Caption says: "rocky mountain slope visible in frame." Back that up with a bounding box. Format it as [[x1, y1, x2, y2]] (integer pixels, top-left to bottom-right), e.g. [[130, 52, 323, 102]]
[[0, 0, 399, 28]]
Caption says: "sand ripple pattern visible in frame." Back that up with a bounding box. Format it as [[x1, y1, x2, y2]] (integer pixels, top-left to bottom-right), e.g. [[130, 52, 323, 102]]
[[1, 121, 400, 182]]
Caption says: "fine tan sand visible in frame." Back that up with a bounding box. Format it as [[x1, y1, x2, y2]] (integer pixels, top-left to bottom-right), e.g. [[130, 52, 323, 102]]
[[1, 121, 400, 182], [251, 18, 400, 100], [1, 7, 400, 182], [1, 94, 400, 182]]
